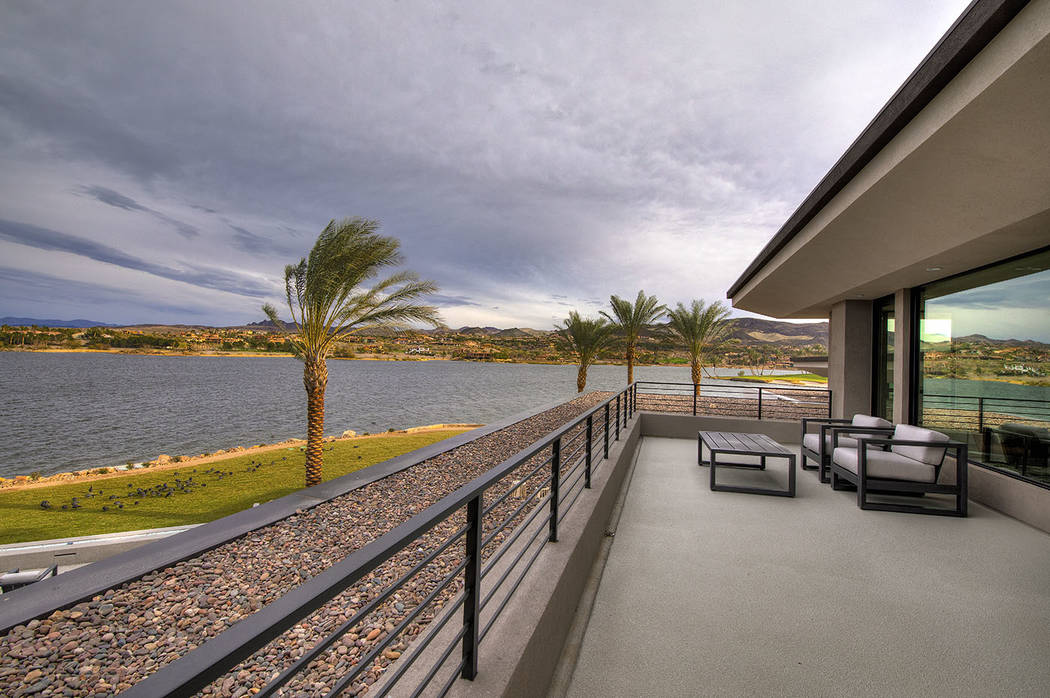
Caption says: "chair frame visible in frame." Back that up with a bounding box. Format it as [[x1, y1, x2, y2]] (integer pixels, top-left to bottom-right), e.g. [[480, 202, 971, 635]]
[[983, 424, 1050, 476], [801, 420, 895, 484], [830, 434, 968, 517], [800, 418, 851, 483]]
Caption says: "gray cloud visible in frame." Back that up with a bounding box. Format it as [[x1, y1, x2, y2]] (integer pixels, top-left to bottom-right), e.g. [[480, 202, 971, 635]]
[[429, 294, 482, 308], [0, 219, 270, 297], [226, 223, 303, 257], [929, 270, 1050, 310], [79, 185, 146, 212], [77, 185, 199, 238], [0, 75, 174, 180], [0, 267, 205, 320], [0, 1, 974, 326]]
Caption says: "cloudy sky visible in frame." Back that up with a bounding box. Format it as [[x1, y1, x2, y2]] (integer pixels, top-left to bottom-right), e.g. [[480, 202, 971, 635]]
[[0, 1, 972, 328]]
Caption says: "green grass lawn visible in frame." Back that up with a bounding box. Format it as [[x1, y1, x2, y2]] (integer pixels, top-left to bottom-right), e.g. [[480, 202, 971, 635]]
[[720, 373, 828, 384], [0, 429, 471, 545]]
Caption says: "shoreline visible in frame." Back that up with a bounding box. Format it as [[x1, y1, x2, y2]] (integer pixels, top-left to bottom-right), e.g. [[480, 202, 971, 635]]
[[2, 346, 820, 371], [0, 423, 482, 492]]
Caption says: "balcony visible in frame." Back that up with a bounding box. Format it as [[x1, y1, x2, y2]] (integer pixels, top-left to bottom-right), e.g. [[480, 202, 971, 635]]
[[1, 385, 1047, 696], [561, 435, 1050, 697]]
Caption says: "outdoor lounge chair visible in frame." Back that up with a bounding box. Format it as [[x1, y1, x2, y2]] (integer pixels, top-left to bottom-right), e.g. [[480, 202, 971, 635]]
[[993, 422, 1050, 476], [831, 424, 968, 517], [801, 414, 892, 483]]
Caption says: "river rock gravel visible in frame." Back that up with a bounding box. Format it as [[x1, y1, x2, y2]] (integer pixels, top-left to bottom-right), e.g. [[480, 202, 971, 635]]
[[0, 392, 612, 697]]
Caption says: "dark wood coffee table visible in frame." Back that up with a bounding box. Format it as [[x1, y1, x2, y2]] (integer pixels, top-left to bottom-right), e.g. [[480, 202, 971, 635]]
[[698, 431, 796, 497]]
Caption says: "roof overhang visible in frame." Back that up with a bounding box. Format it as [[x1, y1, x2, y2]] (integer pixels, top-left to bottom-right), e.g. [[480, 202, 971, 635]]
[[728, 0, 1050, 318]]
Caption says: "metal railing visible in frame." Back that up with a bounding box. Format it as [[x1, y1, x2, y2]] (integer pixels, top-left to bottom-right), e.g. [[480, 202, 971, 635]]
[[123, 383, 639, 698], [635, 381, 831, 420], [920, 392, 1050, 486], [920, 393, 1050, 434]]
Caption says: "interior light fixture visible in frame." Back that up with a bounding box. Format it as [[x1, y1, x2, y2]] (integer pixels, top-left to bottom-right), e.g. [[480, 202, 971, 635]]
[[925, 266, 942, 272]]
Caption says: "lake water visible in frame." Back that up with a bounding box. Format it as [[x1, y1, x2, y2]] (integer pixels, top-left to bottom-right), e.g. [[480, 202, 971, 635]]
[[0, 353, 785, 477]]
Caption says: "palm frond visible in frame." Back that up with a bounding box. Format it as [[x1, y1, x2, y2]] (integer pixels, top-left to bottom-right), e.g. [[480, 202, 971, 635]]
[[602, 290, 666, 340], [666, 299, 730, 360], [557, 311, 616, 366], [263, 217, 441, 361]]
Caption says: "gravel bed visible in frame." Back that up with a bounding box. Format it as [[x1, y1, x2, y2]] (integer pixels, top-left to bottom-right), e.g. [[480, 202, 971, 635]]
[[0, 392, 610, 697]]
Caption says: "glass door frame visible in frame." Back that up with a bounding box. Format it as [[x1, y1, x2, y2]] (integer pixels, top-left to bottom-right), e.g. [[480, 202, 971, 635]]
[[871, 294, 896, 421]]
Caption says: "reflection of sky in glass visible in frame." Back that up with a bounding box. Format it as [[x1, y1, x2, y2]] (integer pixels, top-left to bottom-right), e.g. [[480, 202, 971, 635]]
[[926, 269, 1050, 343], [920, 317, 952, 343]]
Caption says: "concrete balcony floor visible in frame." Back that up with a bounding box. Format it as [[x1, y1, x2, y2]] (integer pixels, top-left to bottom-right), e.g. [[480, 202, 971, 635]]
[[565, 437, 1050, 697]]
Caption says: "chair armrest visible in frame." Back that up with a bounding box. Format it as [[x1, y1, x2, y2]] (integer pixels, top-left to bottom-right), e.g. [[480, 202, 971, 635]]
[[802, 417, 850, 436], [829, 425, 894, 447], [857, 438, 966, 449]]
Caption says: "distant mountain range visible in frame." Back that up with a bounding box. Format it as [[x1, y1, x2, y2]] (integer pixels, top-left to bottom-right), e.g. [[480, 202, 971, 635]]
[[924, 333, 1050, 348], [722, 318, 828, 347], [2, 316, 831, 346], [0, 317, 117, 328], [10, 315, 1048, 350]]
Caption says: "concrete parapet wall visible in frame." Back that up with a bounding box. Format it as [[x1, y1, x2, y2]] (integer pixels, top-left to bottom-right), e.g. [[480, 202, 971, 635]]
[[968, 464, 1050, 534], [639, 411, 801, 444]]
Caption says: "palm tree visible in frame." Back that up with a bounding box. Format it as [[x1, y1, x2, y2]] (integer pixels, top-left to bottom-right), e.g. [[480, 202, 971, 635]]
[[601, 290, 666, 384], [264, 218, 440, 487], [665, 299, 731, 397], [557, 311, 616, 392]]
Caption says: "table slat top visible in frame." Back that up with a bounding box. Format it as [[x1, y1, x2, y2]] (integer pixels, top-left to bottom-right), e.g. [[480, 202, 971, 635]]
[[698, 431, 789, 454]]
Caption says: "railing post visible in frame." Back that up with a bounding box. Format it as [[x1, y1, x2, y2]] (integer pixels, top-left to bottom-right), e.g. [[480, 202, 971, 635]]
[[827, 390, 833, 418], [585, 414, 593, 489], [549, 438, 560, 542], [757, 387, 763, 420], [977, 397, 985, 434], [462, 495, 482, 680], [693, 385, 698, 416], [604, 403, 610, 458], [616, 394, 621, 440]]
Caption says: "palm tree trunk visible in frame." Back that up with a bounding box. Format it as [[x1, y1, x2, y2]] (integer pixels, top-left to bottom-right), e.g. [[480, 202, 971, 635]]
[[303, 357, 329, 487], [691, 359, 702, 398], [577, 364, 588, 393], [626, 344, 634, 384]]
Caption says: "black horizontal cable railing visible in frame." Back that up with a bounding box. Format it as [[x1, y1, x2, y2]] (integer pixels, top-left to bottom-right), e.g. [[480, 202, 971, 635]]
[[122, 383, 639, 698], [635, 381, 831, 420], [920, 392, 1050, 487], [921, 393, 1050, 433]]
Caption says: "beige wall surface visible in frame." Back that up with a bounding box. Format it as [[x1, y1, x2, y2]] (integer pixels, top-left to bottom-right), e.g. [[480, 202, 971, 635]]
[[828, 300, 873, 419]]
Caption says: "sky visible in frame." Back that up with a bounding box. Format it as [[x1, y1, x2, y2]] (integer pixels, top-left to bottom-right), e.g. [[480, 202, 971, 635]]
[[0, 0, 974, 329]]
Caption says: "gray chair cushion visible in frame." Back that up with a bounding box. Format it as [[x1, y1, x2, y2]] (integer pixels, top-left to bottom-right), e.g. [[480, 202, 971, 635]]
[[850, 414, 892, 438], [832, 446, 937, 483], [1000, 422, 1050, 441], [803, 432, 858, 453], [890, 424, 949, 465]]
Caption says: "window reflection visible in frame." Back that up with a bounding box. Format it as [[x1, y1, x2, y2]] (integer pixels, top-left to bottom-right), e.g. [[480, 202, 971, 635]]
[[917, 248, 1050, 487]]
